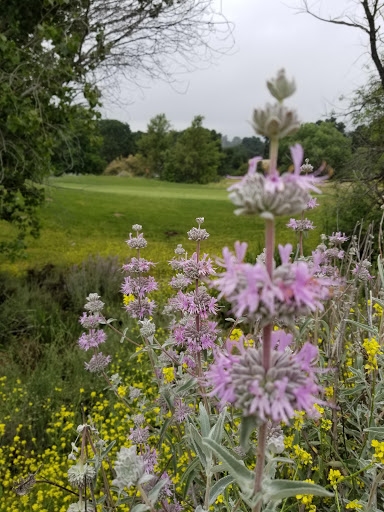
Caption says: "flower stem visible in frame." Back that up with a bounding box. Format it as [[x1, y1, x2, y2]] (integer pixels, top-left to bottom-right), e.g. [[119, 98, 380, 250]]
[[252, 139, 278, 512]]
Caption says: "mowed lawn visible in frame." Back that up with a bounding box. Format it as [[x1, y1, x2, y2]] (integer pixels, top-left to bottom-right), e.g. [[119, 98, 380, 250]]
[[0, 175, 335, 274]]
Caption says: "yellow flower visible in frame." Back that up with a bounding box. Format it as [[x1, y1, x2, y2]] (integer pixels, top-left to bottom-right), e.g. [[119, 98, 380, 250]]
[[163, 367, 175, 383], [215, 494, 224, 504], [328, 469, 343, 486], [123, 294, 135, 305], [372, 439, 384, 463], [229, 328, 243, 341], [346, 501, 362, 509], [363, 337, 382, 372], [293, 445, 312, 466]]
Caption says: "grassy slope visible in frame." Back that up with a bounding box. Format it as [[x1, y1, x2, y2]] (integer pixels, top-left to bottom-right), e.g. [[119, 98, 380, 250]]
[[0, 175, 335, 274]]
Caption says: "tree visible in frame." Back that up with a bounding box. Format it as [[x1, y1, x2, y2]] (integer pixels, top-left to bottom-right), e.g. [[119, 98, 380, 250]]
[[0, 0, 230, 253], [299, 1, 384, 90], [137, 114, 173, 178], [278, 122, 352, 175], [163, 116, 222, 183], [98, 120, 135, 164]]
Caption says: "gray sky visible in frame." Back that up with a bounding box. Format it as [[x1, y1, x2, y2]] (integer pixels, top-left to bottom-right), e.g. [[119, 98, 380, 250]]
[[101, 0, 372, 138]]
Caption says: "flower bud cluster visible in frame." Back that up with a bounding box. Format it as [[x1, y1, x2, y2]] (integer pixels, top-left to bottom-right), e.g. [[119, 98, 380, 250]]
[[77, 293, 111, 373], [207, 329, 320, 423], [228, 145, 322, 219], [253, 103, 300, 139], [214, 242, 331, 325], [287, 218, 315, 232], [122, 225, 157, 320]]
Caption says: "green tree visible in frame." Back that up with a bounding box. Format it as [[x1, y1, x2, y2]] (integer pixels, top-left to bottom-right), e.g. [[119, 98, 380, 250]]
[[163, 116, 222, 183], [137, 114, 172, 178], [98, 120, 135, 164], [278, 122, 352, 174], [52, 107, 106, 176], [0, 0, 229, 253]]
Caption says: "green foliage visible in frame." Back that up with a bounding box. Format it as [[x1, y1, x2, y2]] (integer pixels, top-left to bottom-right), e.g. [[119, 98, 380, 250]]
[[279, 121, 352, 175], [163, 116, 223, 183], [137, 114, 173, 178], [52, 107, 106, 176], [98, 119, 136, 164], [0, 0, 102, 254]]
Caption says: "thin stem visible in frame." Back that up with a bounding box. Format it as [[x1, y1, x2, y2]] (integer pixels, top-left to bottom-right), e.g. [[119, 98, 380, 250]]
[[137, 484, 156, 512], [252, 423, 268, 512], [35, 479, 79, 497]]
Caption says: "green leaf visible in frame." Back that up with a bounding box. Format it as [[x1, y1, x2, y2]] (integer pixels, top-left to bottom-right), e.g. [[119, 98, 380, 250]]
[[378, 255, 384, 289], [209, 475, 234, 506], [176, 377, 197, 394], [101, 439, 116, 458], [181, 457, 200, 486], [239, 415, 257, 452], [345, 320, 378, 335], [147, 478, 168, 503], [364, 427, 384, 436], [208, 408, 227, 444], [266, 480, 333, 501], [131, 505, 150, 512], [189, 422, 207, 467], [202, 438, 253, 492], [199, 402, 210, 438], [158, 417, 172, 446]]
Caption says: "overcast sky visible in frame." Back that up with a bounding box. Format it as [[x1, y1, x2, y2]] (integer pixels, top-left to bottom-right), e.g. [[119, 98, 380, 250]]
[[101, 0, 372, 139]]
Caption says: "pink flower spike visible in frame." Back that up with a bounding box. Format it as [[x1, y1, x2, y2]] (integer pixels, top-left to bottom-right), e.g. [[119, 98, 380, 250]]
[[290, 144, 304, 174], [248, 156, 263, 175], [278, 243, 292, 264], [234, 241, 248, 262]]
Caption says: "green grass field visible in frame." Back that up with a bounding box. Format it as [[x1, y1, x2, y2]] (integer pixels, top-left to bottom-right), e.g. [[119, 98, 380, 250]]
[[0, 175, 335, 274]]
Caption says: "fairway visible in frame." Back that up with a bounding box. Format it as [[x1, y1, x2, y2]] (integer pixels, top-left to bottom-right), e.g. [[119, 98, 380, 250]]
[[0, 175, 333, 274]]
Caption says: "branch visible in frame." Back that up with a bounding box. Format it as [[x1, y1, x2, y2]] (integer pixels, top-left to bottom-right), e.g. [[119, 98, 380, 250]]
[[298, 0, 369, 33]]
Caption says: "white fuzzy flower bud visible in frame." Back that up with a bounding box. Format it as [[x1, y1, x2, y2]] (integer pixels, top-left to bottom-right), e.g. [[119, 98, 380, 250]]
[[252, 103, 300, 139], [132, 224, 142, 231], [266, 69, 296, 102], [67, 462, 96, 489]]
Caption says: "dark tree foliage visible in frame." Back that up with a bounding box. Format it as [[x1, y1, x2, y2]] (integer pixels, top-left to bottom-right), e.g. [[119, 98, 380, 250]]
[[219, 136, 265, 176], [163, 116, 222, 184], [98, 120, 135, 164]]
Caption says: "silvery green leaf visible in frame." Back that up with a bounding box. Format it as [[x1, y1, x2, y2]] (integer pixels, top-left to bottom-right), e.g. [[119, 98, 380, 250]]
[[202, 438, 253, 492], [131, 505, 150, 512], [176, 378, 197, 394], [101, 440, 116, 459], [180, 458, 200, 486], [96, 495, 107, 505], [195, 507, 208, 512], [209, 408, 227, 444], [240, 415, 257, 452], [106, 318, 117, 324], [265, 480, 333, 501], [209, 475, 234, 506], [225, 318, 236, 323], [345, 320, 378, 335], [188, 422, 207, 467], [377, 255, 384, 289], [120, 327, 129, 343], [147, 478, 168, 503], [199, 402, 210, 438], [158, 417, 172, 445], [364, 427, 384, 436]]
